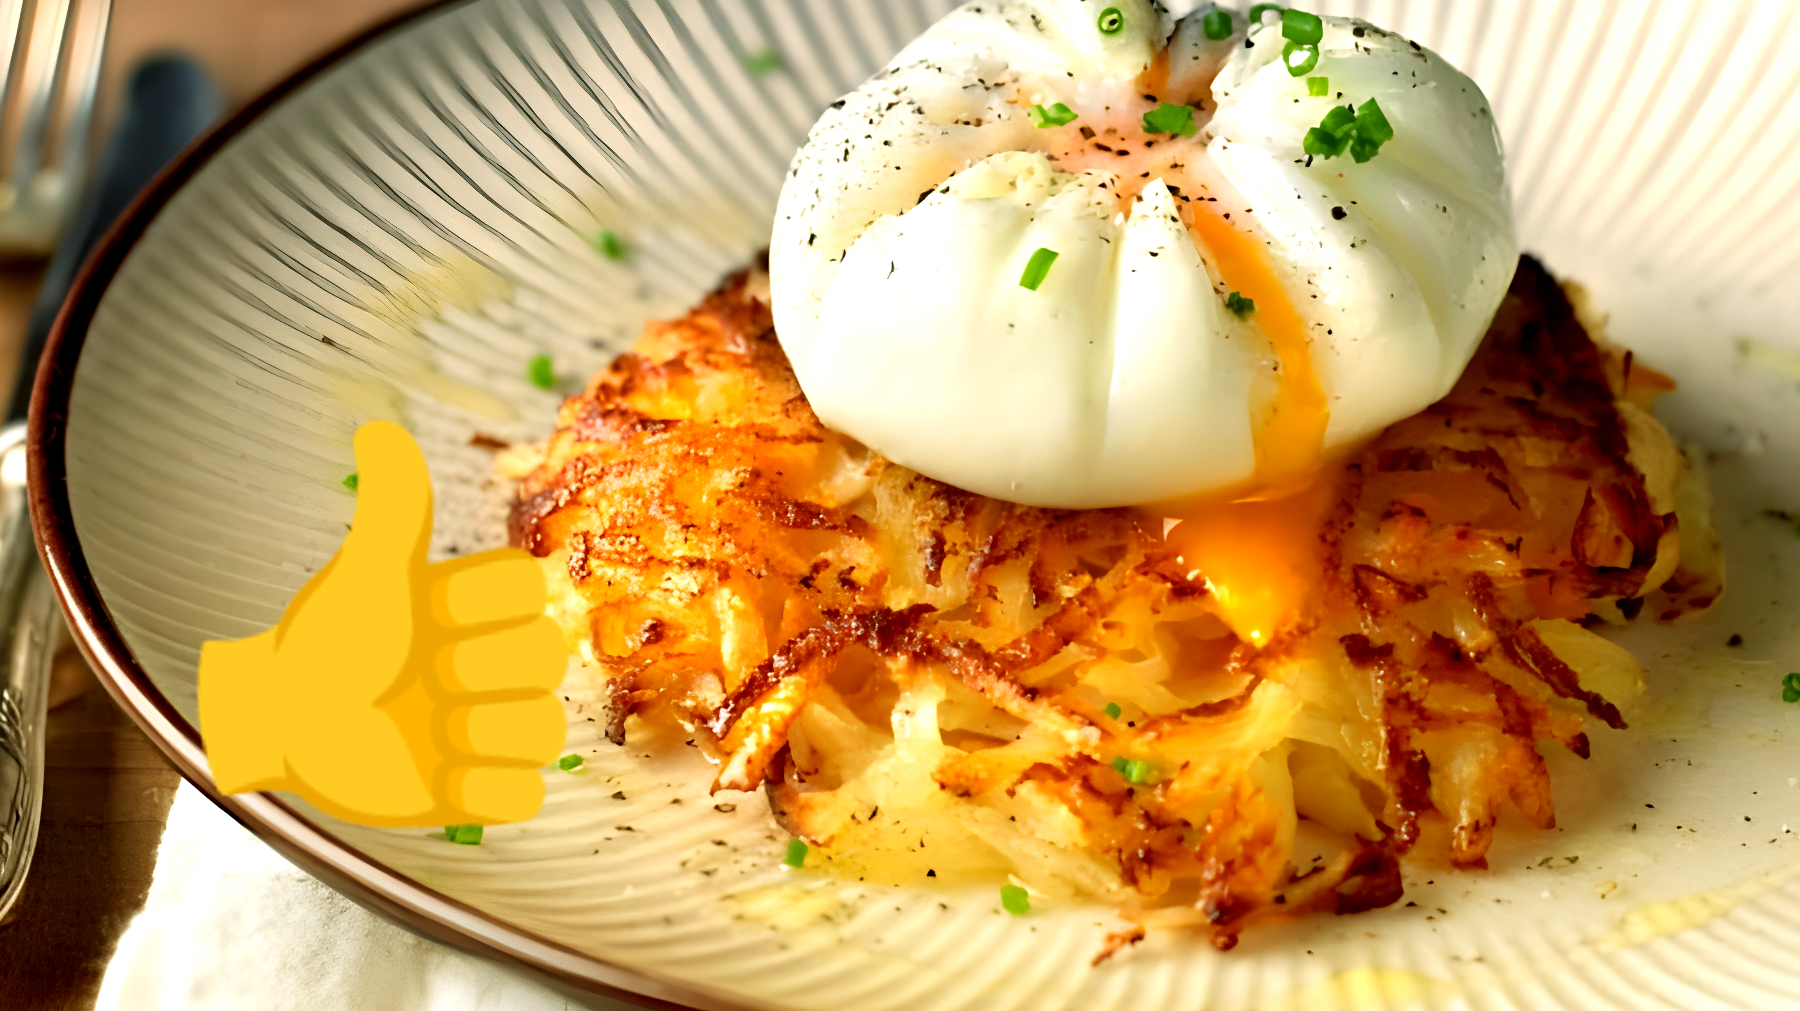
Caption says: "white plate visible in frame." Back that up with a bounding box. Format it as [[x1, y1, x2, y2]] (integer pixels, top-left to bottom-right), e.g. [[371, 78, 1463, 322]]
[[35, 1, 1800, 1008]]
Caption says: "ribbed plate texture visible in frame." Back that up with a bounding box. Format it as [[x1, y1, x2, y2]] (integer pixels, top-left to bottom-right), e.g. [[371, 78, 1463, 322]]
[[62, 1, 1800, 1008]]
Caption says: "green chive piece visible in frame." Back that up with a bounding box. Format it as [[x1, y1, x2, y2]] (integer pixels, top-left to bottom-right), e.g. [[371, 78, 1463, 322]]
[[1248, 4, 1285, 28], [1141, 102, 1198, 137], [1102, 702, 1123, 720], [1281, 8, 1324, 44], [1108, 756, 1153, 785], [784, 838, 809, 867], [1349, 97, 1394, 162], [1097, 6, 1124, 35], [445, 824, 484, 845], [596, 229, 629, 261], [1303, 102, 1353, 159], [1359, 98, 1395, 139], [1318, 103, 1358, 136], [1202, 9, 1232, 40], [1303, 125, 1342, 158], [1019, 247, 1060, 291], [1282, 40, 1320, 76], [1028, 102, 1079, 128], [1783, 672, 1800, 704], [1000, 883, 1031, 915], [1307, 76, 1329, 97], [557, 754, 584, 772], [528, 353, 556, 390], [742, 48, 783, 76], [1226, 291, 1256, 318], [342, 472, 359, 492]]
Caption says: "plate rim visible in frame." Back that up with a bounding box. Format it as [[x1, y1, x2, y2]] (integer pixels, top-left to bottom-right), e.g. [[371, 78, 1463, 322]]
[[23, 2, 757, 1007]]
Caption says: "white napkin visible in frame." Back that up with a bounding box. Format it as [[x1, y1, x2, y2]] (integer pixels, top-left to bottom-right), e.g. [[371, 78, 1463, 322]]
[[95, 782, 640, 1011]]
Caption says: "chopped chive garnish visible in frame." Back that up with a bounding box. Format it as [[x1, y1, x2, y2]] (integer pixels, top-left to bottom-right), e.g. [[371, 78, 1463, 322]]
[[1028, 102, 1079, 128], [557, 753, 584, 771], [1281, 8, 1324, 44], [1304, 126, 1344, 157], [1019, 247, 1060, 290], [784, 838, 809, 867], [596, 229, 629, 261], [1783, 672, 1800, 703], [342, 472, 359, 492], [1225, 291, 1255, 318], [1304, 103, 1357, 157], [1000, 883, 1031, 915], [1110, 757, 1152, 784], [1141, 102, 1198, 137], [1303, 98, 1392, 162], [1307, 76, 1329, 97], [1349, 98, 1393, 162], [527, 353, 556, 390], [742, 48, 783, 75], [1202, 9, 1232, 40], [1102, 702, 1123, 719], [1282, 40, 1320, 76], [445, 824, 483, 845], [1248, 4, 1285, 28], [1097, 6, 1124, 35], [1321, 103, 1358, 134]]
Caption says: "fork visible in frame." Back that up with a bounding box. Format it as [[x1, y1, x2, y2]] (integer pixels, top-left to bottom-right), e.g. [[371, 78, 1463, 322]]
[[0, 0, 112, 255], [0, 419, 51, 924], [0, 51, 220, 922]]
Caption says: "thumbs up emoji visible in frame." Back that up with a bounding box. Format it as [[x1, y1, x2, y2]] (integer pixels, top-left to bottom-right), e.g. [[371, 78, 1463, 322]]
[[198, 420, 567, 827]]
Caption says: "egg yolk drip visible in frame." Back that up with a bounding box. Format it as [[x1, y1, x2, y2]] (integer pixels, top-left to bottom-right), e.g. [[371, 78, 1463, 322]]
[[1162, 476, 1337, 647], [1012, 57, 1336, 646], [1029, 72, 1339, 644], [1183, 207, 1329, 488], [1018, 72, 1330, 488], [1164, 209, 1333, 646]]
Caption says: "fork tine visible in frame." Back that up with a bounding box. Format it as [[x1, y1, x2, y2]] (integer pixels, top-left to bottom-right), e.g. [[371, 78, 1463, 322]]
[[49, 0, 108, 190], [0, 0, 107, 252], [0, 1, 25, 149], [6, 0, 74, 206], [0, 1, 24, 127]]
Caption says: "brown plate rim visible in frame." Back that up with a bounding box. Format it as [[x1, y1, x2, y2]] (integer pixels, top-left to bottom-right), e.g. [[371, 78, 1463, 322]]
[[24, 3, 759, 1008]]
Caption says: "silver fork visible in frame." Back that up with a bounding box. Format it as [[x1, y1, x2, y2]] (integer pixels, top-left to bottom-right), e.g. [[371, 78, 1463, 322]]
[[0, 0, 111, 254], [0, 0, 112, 921], [0, 420, 54, 923]]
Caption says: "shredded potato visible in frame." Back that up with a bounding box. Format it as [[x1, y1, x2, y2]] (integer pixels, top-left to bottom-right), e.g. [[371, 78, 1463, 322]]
[[510, 255, 1721, 951]]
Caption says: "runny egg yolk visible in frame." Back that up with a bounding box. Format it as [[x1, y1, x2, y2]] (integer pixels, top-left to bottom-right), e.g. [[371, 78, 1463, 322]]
[[1160, 208, 1332, 646], [1089, 112, 1329, 647], [1019, 80, 1329, 489], [1162, 475, 1338, 648], [1183, 205, 1329, 489], [1156, 185, 1333, 647], [1039, 95, 1332, 646]]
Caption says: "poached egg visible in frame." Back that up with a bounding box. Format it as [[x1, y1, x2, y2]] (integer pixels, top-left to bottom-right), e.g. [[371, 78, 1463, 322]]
[[769, 1, 1516, 509]]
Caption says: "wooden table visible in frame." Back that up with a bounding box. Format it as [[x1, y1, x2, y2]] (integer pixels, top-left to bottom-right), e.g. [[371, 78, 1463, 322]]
[[0, 2, 418, 1005]]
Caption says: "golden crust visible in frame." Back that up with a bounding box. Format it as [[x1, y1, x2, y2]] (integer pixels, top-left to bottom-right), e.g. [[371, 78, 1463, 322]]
[[510, 256, 1720, 949]]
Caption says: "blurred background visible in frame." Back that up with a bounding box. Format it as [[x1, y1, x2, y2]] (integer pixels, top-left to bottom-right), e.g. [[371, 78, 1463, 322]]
[[0, 1, 419, 1006]]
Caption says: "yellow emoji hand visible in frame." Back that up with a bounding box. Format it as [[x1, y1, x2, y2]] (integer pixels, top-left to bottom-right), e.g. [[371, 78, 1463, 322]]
[[198, 420, 567, 827]]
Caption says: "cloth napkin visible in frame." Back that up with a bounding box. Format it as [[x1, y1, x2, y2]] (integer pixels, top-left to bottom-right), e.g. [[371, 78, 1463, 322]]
[[94, 781, 639, 1011]]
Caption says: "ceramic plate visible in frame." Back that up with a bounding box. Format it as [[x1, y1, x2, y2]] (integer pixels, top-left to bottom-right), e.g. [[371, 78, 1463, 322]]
[[29, 1, 1800, 1008]]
